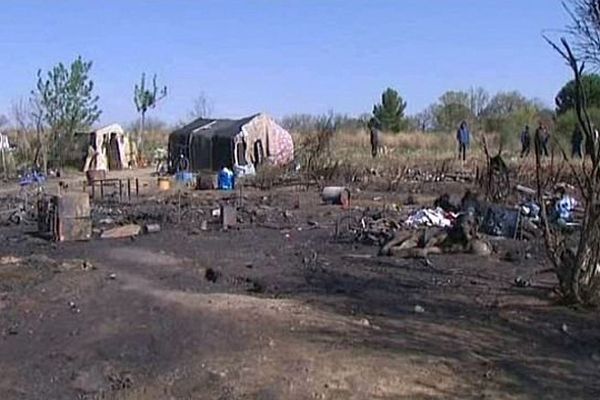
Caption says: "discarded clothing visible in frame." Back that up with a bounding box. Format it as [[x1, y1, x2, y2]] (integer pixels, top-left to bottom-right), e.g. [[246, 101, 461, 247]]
[[555, 195, 577, 221], [520, 201, 540, 221], [481, 205, 520, 238], [404, 207, 455, 228]]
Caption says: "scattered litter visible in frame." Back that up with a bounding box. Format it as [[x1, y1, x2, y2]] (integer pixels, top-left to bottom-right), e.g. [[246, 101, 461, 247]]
[[555, 194, 577, 222], [144, 224, 161, 234], [68, 301, 81, 313], [0, 256, 22, 265], [480, 205, 520, 238], [404, 207, 454, 228], [414, 305, 425, 314], [321, 186, 350, 208], [514, 276, 531, 288], [108, 273, 117, 280]]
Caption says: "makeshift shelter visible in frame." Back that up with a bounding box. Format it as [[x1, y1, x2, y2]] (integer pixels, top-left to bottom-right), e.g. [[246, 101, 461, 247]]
[[168, 113, 294, 173], [83, 124, 132, 172]]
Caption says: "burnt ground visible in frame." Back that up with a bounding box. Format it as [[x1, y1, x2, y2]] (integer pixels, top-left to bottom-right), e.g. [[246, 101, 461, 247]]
[[1, 179, 600, 400]]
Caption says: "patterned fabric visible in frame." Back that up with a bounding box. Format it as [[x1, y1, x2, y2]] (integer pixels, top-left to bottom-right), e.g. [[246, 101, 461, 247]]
[[240, 114, 294, 167], [267, 123, 294, 165]]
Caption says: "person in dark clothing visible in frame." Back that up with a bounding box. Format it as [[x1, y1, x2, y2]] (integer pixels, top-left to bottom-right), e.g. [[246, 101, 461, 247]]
[[535, 122, 550, 157], [456, 121, 470, 161], [520, 125, 531, 157], [369, 124, 381, 158], [571, 125, 583, 158]]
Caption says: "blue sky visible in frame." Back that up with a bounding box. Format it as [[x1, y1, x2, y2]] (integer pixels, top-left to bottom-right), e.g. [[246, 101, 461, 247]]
[[0, 0, 573, 126]]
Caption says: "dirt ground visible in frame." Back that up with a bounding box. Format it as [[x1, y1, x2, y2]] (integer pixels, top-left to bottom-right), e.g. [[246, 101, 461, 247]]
[[1, 170, 600, 400]]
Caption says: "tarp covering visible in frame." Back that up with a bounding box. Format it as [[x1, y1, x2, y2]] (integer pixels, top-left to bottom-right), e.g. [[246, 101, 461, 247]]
[[168, 113, 294, 173]]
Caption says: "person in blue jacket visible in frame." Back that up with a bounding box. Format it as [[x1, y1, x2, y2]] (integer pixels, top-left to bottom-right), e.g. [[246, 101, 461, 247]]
[[456, 120, 470, 161]]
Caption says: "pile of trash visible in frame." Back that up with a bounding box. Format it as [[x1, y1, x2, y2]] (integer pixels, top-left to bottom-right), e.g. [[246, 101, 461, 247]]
[[404, 207, 455, 228]]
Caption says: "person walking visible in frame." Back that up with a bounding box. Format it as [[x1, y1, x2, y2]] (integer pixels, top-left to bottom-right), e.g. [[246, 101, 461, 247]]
[[456, 121, 470, 161], [535, 122, 550, 157], [369, 122, 381, 158], [520, 125, 531, 157], [571, 125, 583, 158]]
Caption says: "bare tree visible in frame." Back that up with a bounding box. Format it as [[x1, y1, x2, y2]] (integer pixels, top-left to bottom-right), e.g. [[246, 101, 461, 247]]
[[188, 93, 213, 120], [468, 86, 490, 119], [10, 99, 34, 162], [565, 0, 600, 66], [134, 73, 167, 158], [539, 36, 600, 305]]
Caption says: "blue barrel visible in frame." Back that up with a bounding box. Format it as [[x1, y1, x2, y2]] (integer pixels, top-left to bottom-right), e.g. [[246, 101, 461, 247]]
[[218, 168, 235, 190]]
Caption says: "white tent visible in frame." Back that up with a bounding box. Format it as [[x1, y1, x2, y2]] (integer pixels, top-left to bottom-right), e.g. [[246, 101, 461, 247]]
[[83, 124, 133, 172]]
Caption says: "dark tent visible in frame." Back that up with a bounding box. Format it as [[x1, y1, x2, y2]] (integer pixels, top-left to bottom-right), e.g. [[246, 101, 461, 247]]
[[168, 115, 256, 172], [168, 113, 294, 174]]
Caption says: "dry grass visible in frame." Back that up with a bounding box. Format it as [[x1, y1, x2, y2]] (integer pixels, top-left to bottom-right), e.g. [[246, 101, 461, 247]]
[[290, 128, 578, 191]]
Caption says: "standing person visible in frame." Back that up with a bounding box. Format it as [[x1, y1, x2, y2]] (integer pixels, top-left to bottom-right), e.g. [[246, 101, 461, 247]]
[[369, 122, 381, 158], [456, 121, 470, 161], [520, 125, 531, 157], [571, 124, 583, 158], [535, 122, 549, 157]]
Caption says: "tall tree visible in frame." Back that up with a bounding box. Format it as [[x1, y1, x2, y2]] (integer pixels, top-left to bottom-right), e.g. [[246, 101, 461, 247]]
[[555, 74, 600, 114], [468, 87, 490, 119], [188, 93, 213, 120], [432, 91, 473, 131], [33, 56, 101, 167], [134, 73, 167, 157], [372, 88, 407, 133]]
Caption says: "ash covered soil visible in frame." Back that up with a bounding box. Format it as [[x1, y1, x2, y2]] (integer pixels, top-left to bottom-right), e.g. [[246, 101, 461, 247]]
[[1, 182, 600, 400]]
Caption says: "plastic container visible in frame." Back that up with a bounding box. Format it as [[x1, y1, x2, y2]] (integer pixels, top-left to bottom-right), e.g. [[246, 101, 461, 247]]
[[158, 177, 171, 191], [218, 167, 235, 190]]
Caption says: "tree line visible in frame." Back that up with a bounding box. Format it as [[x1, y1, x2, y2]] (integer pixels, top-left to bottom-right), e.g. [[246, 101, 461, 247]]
[[1, 54, 597, 170]]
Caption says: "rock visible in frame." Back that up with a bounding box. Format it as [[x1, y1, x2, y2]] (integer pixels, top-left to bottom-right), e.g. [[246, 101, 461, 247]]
[[101, 224, 141, 239], [414, 305, 425, 314]]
